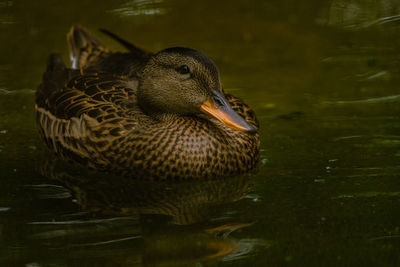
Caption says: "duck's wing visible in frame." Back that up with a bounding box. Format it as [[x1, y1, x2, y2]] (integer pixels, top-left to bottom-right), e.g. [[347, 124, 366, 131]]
[[68, 25, 152, 77], [36, 54, 141, 167]]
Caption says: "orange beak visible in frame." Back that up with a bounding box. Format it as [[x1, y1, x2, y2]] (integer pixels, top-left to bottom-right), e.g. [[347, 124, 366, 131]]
[[200, 90, 257, 133]]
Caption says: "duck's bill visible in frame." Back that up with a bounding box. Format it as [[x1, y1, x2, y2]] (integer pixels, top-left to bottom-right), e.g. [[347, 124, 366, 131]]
[[200, 90, 257, 133]]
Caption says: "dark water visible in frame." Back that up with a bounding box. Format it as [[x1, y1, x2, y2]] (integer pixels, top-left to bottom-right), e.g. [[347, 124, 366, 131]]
[[1, 0, 400, 266]]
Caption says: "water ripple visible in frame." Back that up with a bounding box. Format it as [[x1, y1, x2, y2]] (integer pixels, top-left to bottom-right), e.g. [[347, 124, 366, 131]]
[[362, 14, 400, 28], [323, 94, 400, 104], [28, 216, 138, 225], [109, 0, 167, 17], [23, 184, 71, 199], [333, 191, 400, 199], [71, 235, 142, 247], [334, 134, 400, 142], [222, 238, 271, 262], [0, 88, 35, 95]]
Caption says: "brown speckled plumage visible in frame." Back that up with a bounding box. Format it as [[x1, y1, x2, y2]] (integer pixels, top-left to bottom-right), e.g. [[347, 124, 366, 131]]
[[36, 25, 260, 180]]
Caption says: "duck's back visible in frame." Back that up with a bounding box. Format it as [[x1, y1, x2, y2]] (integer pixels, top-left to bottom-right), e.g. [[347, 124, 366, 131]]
[[36, 54, 147, 169], [36, 26, 151, 167]]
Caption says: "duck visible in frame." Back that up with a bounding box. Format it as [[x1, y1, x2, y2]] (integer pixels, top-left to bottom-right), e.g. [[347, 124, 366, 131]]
[[35, 25, 260, 180]]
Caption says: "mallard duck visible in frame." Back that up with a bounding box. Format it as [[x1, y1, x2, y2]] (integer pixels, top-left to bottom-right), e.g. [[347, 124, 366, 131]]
[[36, 25, 259, 179]]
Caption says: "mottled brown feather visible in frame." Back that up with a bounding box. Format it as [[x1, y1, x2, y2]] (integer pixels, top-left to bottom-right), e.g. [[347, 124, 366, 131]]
[[36, 26, 260, 180]]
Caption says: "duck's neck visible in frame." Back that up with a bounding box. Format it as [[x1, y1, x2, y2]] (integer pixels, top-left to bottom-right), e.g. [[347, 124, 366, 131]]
[[150, 112, 184, 123], [137, 90, 196, 123]]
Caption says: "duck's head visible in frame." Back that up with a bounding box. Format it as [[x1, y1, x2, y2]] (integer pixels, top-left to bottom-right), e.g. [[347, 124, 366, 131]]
[[138, 47, 256, 133]]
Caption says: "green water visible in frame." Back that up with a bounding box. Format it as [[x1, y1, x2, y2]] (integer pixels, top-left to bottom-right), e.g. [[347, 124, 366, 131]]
[[1, 0, 400, 266]]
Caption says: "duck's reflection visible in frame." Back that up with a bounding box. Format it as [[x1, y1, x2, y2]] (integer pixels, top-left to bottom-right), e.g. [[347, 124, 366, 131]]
[[8, 158, 260, 265], [38, 158, 255, 225]]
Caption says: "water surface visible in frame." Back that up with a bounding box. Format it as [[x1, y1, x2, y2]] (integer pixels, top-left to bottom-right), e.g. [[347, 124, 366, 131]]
[[1, 0, 400, 266]]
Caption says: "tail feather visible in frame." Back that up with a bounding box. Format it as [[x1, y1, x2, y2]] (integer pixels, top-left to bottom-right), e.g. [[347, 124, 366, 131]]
[[67, 25, 109, 69], [99, 28, 150, 59]]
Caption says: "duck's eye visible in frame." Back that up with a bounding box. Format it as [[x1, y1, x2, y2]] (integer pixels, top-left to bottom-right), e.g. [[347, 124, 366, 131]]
[[176, 65, 190, 75]]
